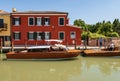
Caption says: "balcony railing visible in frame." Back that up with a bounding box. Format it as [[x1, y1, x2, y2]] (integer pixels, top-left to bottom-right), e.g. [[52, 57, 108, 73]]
[[0, 23, 7, 31]]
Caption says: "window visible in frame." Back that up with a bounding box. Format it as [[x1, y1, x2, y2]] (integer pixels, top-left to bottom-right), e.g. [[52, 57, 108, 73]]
[[28, 32, 34, 40], [13, 32, 21, 40], [0, 19, 4, 28], [12, 18, 21, 26], [44, 17, 50, 26], [0, 36, 11, 42], [70, 31, 76, 39], [59, 17, 64, 26], [45, 32, 51, 40], [37, 32, 42, 40], [5, 36, 11, 41], [36, 32, 51, 40], [28, 17, 34, 26], [36, 17, 42, 26], [59, 32, 65, 40]]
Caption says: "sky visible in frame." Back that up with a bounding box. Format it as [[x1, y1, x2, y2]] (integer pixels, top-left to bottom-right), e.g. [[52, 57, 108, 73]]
[[1, 0, 120, 24]]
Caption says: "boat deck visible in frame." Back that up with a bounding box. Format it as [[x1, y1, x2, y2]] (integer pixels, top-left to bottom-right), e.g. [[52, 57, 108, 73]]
[[81, 49, 120, 56]]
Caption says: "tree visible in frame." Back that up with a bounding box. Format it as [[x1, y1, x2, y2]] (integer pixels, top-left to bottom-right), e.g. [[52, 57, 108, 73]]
[[113, 19, 120, 35], [97, 21, 113, 36], [74, 19, 86, 30], [73, 19, 119, 38], [107, 32, 119, 37]]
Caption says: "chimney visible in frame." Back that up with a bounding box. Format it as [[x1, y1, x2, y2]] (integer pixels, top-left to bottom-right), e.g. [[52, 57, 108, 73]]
[[12, 8, 17, 12]]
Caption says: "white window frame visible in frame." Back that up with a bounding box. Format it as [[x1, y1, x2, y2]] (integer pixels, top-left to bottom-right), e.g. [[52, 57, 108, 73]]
[[14, 17, 20, 26], [44, 17, 50, 26], [70, 31, 76, 39], [37, 32, 42, 40], [28, 17, 35, 26], [36, 17, 42, 26], [28, 32, 34, 40], [58, 17, 65, 26], [45, 32, 50, 40], [58, 31, 65, 40], [14, 31, 20, 40]]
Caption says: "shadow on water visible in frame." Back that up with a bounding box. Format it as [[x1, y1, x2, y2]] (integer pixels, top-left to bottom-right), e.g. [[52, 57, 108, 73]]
[[2, 57, 79, 62]]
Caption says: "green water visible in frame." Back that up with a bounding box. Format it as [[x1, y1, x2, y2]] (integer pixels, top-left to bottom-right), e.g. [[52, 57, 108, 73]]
[[0, 55, 120, 81]]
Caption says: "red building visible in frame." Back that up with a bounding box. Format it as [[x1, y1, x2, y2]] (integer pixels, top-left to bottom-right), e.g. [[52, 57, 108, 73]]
[[11, 9, 82, 46]]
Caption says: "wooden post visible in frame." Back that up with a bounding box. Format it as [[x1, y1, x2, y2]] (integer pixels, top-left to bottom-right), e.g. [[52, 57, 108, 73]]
[[72, 39, 76, 49], [11, 40, 14, 52], [66, 38, 68, 48], [36, 40, 37, 46], [0, 38, 3, 53], [25, 39, 27, 49], [84, 39, 87, 50], [0, 38, 3, 60], [75, 39, 77, 49]]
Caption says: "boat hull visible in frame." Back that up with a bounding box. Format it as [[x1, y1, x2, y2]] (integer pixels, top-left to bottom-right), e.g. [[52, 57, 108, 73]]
[[6, 50, 80, 59], [81, 50, 120, 57]]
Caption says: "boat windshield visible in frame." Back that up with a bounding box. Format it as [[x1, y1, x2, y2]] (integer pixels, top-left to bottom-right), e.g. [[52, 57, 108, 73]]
[[45, 39, 63, 43], [27, 46, 50, 49], [27, 46, 50, 52]]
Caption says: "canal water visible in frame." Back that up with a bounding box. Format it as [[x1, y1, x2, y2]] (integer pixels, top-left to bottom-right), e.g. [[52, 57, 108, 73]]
[[0, 56, 120, 81]]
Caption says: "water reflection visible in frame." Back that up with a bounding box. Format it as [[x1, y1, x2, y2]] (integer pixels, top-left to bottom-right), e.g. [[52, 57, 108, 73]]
[[0, 56, 120, 81], [77, 57, 120, 81], [81, 57, 120, 74]]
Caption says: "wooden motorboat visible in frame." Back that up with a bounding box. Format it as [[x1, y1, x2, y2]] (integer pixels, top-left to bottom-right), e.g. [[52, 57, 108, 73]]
[[6, 46, 80, 59], [6, 40, 80, 59], [80, 47, 120, 57]]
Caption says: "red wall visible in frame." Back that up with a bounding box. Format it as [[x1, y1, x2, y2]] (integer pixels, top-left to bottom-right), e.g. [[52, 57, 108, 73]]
[[11, 14, 81, 45]]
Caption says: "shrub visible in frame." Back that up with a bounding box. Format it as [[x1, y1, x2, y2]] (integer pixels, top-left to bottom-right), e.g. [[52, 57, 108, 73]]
[[107, 32, 119, 37]]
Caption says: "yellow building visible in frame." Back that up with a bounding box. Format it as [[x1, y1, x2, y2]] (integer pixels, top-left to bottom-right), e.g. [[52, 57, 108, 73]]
[[0, 10, 11, 46]]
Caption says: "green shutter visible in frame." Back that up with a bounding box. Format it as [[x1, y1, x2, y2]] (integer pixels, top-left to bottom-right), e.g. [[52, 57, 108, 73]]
[[12, 18, 15, 25], [41, 32, 45, 40], [49, 32, 51, 39], [19, 32, 21, 40], [34, 32, 37, 40], [42, 18, 45, 25], [27, 32, 29, 40], [35, 18, 37, 25], [19, 18, 21, 25], [0, 19, 4, 28], [48, 18, 50, 25], [13, 32, 15, 39]]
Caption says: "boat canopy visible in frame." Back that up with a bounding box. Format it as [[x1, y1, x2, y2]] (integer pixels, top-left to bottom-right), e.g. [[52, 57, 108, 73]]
[[45, 39, 63, 43]]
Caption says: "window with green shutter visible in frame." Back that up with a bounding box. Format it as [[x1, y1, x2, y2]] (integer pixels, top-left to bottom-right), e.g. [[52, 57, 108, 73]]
[[0, 19, 4, 28], [13, 32, 21, 40], [59, 32, 64, 40]]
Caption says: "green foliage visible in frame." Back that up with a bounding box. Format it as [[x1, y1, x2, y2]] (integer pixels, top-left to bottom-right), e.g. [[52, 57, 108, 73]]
[[97, 21, 113, 36], [74, 19, 86, 30], [74, 19, 86, 27], [107, 32, 119, 37], [113, 19, 120, 35], [89, 32, 106, 39], [74, 19, 120, 38], [81, 32, 88, 40]]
